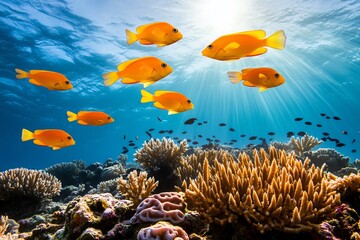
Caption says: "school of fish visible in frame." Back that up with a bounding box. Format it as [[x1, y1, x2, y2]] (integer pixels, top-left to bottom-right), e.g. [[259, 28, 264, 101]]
[[17, 21, 287, 150]]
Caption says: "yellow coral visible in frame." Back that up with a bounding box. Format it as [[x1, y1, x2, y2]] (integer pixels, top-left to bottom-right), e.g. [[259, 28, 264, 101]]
[[182, 146, 340, 233], [0, 215, 8, 236], [117, 170, 159, 207]]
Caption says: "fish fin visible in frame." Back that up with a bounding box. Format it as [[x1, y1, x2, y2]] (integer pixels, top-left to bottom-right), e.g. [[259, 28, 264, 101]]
[[226, 30, 266, 39], [15, 68, 28, 79], [52, 147, 61, 150], [126, 29, 138, 45], [156, 44, 167, 47], [266, 30, 286, 50], [67, 111, 78, 122], [116, 58, 142, 72], [21, 128, 34, 141], [154, 90, 173, 96], [142, 81, 155, 88], [258, 73, 268, 81], [139, 39, 153, 45], [29, 70, 53, 74], [121, 78, 139, 84], [259, 87, 268, 92], [168, 110, 179, 115], [223, 42, 241, 52], [227, 71, 243, 84], [33, 139, 47, 146], [28, 79, 43, 86], [246, 47, 268, 57], [241, 68, 254, 74], [243, 81, 256, 87], [78, 120, 89, 125], [136, 23, 156, 33], [103, 72, 120, 86], [141, 90, 154, 103], [154, 101, 167, 110]]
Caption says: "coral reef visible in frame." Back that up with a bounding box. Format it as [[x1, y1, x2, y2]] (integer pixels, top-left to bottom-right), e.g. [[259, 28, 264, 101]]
[[101, 163, 125, 181], [130, 192, 186, 224], [96, 178, 120, 195], [303, 148, 350, 172], [182, 146, 341, 233], [290, 135, 323, 156], [0, 215, 8, 236], [137, 221, 189, 240], [117, 170, 159, 207], [45, 160, 86, 186]]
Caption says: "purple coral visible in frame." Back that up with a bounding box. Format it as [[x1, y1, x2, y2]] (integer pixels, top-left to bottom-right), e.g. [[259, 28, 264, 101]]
[[130, 192, 185, 224], [137, 221, 189, 240]]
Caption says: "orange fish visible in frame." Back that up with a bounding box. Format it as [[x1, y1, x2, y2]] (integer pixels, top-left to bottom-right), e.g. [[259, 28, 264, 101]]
[[126, 22, 183, 47], [141, 90, 194, 115], [103, 56, 173, 87], [67, 111, 114, 126], [15, 68, 73, 90], [202, 30, 286, 61], [21, 129, 75, 150], [227, 67, 285, 92]]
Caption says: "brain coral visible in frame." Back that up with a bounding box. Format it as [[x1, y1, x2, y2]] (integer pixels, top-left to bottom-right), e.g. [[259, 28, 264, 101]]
[[137, 221, 189, 240], [182, 146, 341, 233], [0, 168, 61, 201]]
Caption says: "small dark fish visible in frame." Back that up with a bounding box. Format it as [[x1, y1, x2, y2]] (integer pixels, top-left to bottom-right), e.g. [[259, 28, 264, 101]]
[[184, 118, 197, 125], [320, 113, 326, 117], [206, 138, 212, 141], [182, 131, 187, 134], [219, 123, 226, 126], [148, 128, 155, 132], [229, 142, 234, 145], [240, 134, 246, 137], [177, 140, 181, 144], [297, 131, 306, 136], [129, 140, 134, 143], [333, 116, 341, 120], [122, 149, 129, 154], [342, 131, 348, 135], [321, 137, 327, 142], [269, 138, 273, 141], [159, 130, 166, 134], [198, 123, 202, 126], [352, 149, 357, 153], [145, 131, 152, 138], [203, 121, 208, 124], [322, 132, 330, 136], [352, 139, 356, 144], [316, 124, 322, 128], [249, 136, 257, 140], [287, 132, 295, 137], [122, 146, 128, 150], [215, 139, 220, 143], [133, 146, 138, 149], [230, 139, 237, 142], [336, 143, 345, 147], [168, 130, 174, 134], [229, 128, 235, 132], [173, 137, 179, 140], [129, 143, 135, 146], [268, 132, 275, 136], [193, 141, 199, 145], [304, 121, 312, 125], [212, 135, 216, 138], [123, 134, 126, 140], [294, 118, 303, 121], [187, 139, 191, 142], [198, 135, 203, 138], [326, 116, 331, 119]]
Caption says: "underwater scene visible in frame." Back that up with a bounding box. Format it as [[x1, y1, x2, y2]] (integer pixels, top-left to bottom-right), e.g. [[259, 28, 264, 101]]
[[1, 0, 360, 239]]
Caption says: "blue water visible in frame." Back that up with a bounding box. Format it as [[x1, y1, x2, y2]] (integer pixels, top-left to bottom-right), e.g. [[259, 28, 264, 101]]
[[0, 0, 359, 171]]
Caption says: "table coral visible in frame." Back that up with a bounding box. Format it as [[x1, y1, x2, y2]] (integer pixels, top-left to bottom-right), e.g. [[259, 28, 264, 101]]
[[304, 148, 349, 172], [137, 221, 189, 240], [130, 192, 186, 224], [182, 146, 341, 233]]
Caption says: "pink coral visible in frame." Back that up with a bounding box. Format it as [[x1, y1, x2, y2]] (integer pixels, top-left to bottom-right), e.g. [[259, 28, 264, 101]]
[[137, 221, 189, 240], [130, 192, 185, 224]]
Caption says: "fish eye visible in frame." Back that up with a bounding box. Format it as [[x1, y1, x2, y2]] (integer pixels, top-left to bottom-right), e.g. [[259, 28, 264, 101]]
[[67, 136, 72, 140], [161, 63, 167, 68], [187, 100, 191, 103], [107, 116, 111, 120], [207, 44, 214, 49], [65, 81, 70, 85], [172, 28, 178, 33], [274, 73, 280, 78]]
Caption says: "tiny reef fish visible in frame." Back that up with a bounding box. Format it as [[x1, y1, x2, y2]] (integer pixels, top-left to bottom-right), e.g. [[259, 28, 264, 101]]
[[126, 22, 183, 47], [15, 68, 72, 90], [141, 90, 194, 115], [202, 30, 286, 61], [67, 111, 114, 126], [102, 57, 172, 87], [21, 128, 75, 150], [227, 67, 285, 92]]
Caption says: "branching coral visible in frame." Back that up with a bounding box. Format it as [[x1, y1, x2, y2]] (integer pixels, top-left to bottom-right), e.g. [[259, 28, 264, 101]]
[[134, 138, 188, 172], [0, 168, 61, 201], [182, 146, 340, 233], [117, 170, 159, 207], [97, 178, 120, 194], [290, 135, 323, 156]]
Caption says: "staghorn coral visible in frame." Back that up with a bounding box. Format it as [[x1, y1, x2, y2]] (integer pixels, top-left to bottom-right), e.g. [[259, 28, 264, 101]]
[[134, 138, 187, 172], [182, 146, 341, 233], [117, 170, 159, 207], [137, 221, 189, 240], [0, 168, 61, 201], [304, 148, 350, 173], [130, 192, 185, 224], [270, 135, 323, 156]]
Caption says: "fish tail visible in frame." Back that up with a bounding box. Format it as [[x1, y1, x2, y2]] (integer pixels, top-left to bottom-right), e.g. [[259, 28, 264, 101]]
[[141, 90, 154, 103], [67, 111, 78, 122], [21, 128, 34, 141], [103, 71, 121, 86], [126, 29, 138, 45], [15, 68, 28, 79], [266, 30, 286, 50], [227, 71, 243, 84]]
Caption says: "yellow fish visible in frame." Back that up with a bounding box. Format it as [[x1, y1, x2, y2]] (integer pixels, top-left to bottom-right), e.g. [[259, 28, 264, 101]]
[[103, 56, 173, 87], [227, 67, 285, 92], [67, 111, 114, 126], [141, 90, 194, 115], [126, 22, 183, 47], [202, 30, 286, 61], [15, 68, 73, 90], [21, 129, 75, 150]]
